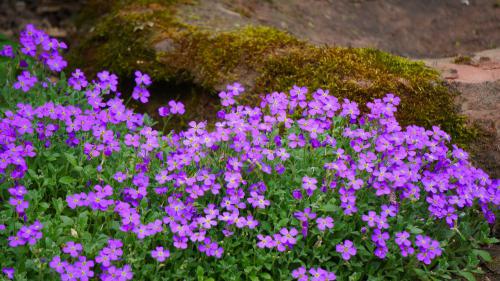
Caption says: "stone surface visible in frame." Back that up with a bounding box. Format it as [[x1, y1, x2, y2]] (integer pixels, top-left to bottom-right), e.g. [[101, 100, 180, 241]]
[[177, 0, 500, 58], [421, 49, 500, 178]]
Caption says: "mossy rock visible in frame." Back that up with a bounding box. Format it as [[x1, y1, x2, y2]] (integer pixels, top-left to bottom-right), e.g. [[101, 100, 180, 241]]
[[69, 0, 474, 144]]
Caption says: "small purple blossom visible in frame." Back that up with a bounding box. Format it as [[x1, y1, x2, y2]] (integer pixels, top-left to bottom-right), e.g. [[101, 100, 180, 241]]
[[336, 240, 357, 261], [151, 246, 170, 262]]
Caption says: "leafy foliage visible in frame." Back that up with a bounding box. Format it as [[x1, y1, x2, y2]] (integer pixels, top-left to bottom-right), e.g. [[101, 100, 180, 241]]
[[0, 26, 498, 281]]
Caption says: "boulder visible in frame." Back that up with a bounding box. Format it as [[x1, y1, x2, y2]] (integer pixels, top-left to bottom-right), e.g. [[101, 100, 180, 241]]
[[69, 0, 475, 144]]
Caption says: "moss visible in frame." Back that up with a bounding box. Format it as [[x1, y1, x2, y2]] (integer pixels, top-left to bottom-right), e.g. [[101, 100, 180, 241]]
[[69, 0, 475, 145], [157, 25, 304, 89], [254, 47, 470, 138]]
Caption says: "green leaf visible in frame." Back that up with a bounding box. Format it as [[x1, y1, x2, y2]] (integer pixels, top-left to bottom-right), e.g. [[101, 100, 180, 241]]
[[260, 273, 272, 280], [39, 202, 50, 211], [322, 204, 337, 212], [408, 225, 423, 234], [27, 169, 39, 179], [458, 271, 476, 281], [53, 198, 64, 214], [60, 216, 74, 226], [59, 176, 76, 185], [348, 272, 362, 281], [483, 237, 500, 244], [472, 249, 492, 262], [413, 269, 430, 281], [196, 266, 204, 281], [64, 152, 77, 164]]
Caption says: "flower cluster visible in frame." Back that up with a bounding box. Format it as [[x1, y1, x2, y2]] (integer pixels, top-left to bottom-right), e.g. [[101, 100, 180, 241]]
[[415, 235, 442, 265], [218, 82, 244, 107], [7, 185, 29, 215], [292, 266, 337, 281], [13, 70, 38, 92], [158, 100, 185, 117], [69, 69, 89, 91], [132, 71, 151, 103], [66, 184, 114, 211], [7, 221, 43, 247], [18, 24, 67, 72], [0, 25, 498, 281]]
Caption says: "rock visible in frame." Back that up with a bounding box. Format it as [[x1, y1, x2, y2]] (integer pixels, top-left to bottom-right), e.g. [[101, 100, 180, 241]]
[[69, 0, 477, 146], [154, 38, 175, 53]]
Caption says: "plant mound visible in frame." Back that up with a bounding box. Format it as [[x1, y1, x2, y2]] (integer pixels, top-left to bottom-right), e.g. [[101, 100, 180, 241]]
[[0, 26, 499, 281]]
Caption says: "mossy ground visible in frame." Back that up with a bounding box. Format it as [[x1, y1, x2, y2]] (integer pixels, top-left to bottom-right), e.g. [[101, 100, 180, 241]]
[[69, 0, 475, 145]]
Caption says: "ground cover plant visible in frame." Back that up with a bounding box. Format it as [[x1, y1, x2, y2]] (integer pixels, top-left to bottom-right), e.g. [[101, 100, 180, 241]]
[[0, 25, 499, 281]]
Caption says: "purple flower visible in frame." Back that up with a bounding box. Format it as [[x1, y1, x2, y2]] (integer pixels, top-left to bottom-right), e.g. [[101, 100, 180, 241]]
[[2, 268, 14, 280], [49, 256, 67, 274], [226, 82, 244, 95], [46, 53, 67, 72], [173, 235, 188, 249], [294, 208, 317, 222], [381, 204, 397, 218], [13, 71, 37, 92], [279, 228, 298, 245], [132, 86, 150, 103], [219, 91, 235, 107], [63, 241, 83, 258], [151, 246, 170, 262], [371, 229, 390, 247], [247, 193, 270, 209], [68, 69, 88, 90], [168, 100, 185, 115], [273, 234, 288, 252], [340, 99, 360, 119], [158, 106, 170, 117], [114, 171, 127, 182], [0, 44, 14, 58], [292, 189, 303, 200], [374, 246, 388, 259], [416, 235, 442, 264], [292, 266, 308, 281], [8, 197, 29, 214], [316, 217, 334, 231], [362, 211, 379, 228], [336, 240, 357, 261], [302, 176, 318, 196], [135, 70, 152, 86], [395, 231, 414, 257], [257, 234, 275, 249]]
